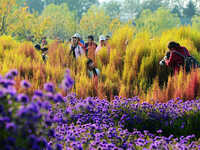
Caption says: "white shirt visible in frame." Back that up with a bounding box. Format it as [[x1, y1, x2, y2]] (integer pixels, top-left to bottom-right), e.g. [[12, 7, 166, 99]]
[[70, 44, 84, 59]]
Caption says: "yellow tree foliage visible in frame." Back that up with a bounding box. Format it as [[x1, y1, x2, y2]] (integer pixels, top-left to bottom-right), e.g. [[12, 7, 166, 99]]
[[9, 7, 35, 39], [0, 0, 17, 35], [80, 5, 111, 38], [41, 3, 76, 40]]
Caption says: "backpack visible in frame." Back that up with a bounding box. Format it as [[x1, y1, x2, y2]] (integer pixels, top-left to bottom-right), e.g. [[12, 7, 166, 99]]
[[173, 49, 200, 72]]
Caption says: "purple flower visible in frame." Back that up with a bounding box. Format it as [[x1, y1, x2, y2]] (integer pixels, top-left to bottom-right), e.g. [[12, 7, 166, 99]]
[[10, 69, 18, 76], [17, 94, 29, 104], [42, 101, 51, 110], [37, 137, 48, 148], [20, 80, 31, 89], [157, 129, 162, 134], [56, 144, 62, 150], [60, 69, 74, 91], [34, 90, 43, 97], [48, 129, 55, 137], [0, 79, 15, 88], [47, 145, 53, 150], [4, 88, 17, 97], [65, 108, 72, 116], [28, 135, 37, 145], [6, 122, 16, 132], [0, 90, 4, 98], [45, 92, 54, 101], [5, 69, 18, 79], [44, 83, 55, 93], [68, 136, 76, 141], [54, 93, 64, 103], [32, 95, 40, 101]]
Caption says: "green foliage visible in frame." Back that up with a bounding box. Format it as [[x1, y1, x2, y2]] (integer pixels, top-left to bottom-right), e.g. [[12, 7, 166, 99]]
[[192, 15, 200, 30], [26, 0, 44, 14], [45, 0, 99, 19], [102, 0, 121, 19], [80, 5, 111, 39], [41, 3, 76, 40], [142, 0, 167, 12], [122, 0, 141, 19], [135, 8, 181, 36], [0, 0, 17, 35], [183, 0, 197, 24]]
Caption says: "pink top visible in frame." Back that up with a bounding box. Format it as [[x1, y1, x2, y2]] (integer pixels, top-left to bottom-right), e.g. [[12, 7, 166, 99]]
[[95, 45, 103, 54]]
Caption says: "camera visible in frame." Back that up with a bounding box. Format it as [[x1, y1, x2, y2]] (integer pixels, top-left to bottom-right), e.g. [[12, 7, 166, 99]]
[[159, 51, 170, 66], [159, 59, 166, 66]]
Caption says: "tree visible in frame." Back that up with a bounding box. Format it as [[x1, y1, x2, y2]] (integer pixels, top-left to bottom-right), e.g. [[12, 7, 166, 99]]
[[26, 0, 44, 14], [141, 0, 166, 12], [8, 6, 51, 41], [121, 0, 141, 20], [121, 0, 168, 20], [183, 0, 196, 24], [102, 0, 121, 19], [192, 15, 200, 29], [41, 3, 76, 40], [80, 5, 111, 39], [171, 5, 182, 18], [9, 7, 35, 39], [43, 0, 99, 19], [0, 0, 17, 35], [136, 8, 181, 35]]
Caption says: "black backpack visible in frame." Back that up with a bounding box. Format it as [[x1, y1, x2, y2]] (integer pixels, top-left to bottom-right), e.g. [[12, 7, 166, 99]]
[[173, 49, 200, 72]]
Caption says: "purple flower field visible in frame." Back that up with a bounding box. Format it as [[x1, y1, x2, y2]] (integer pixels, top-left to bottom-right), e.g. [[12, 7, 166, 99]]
[[0, 69, 200, 150]]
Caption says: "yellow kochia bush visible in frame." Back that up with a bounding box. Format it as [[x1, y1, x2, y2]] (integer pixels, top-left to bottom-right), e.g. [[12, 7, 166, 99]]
[[1, 26, 200, 102]]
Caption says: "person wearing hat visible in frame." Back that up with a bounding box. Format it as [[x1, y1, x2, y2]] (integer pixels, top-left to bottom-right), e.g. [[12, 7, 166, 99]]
[[72, 33, 85, 51], [69, 33, 84, 59], [95, 35, 106, 54]]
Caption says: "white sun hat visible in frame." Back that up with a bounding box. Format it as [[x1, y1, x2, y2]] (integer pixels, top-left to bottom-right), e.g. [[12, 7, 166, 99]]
[[72, 33, 81, 38], [99, 35, 106, 41]]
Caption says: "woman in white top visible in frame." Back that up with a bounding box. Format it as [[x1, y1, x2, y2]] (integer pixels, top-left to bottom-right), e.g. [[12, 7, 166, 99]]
[[69, 33, 84, 59], [95, 35, 106, 55]]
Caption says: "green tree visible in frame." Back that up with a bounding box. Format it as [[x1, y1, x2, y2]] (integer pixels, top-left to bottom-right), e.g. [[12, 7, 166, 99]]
[[26, 0, 44, 14], [192, 15, 200, 29], [122, 0, 168, 20], [171, 5, 182, 18], [183, 0, 196, 24], [0, 0, 17, 35], [41, 3, 76, 40], [80, 5, 111, 39], [102, 0, 121, 19], [9, 7, 35, 39], [122, 0, 141, 20], [142, 0, 166, 12], [136, 8, 180, 35], [43, 0, 99, 19]]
